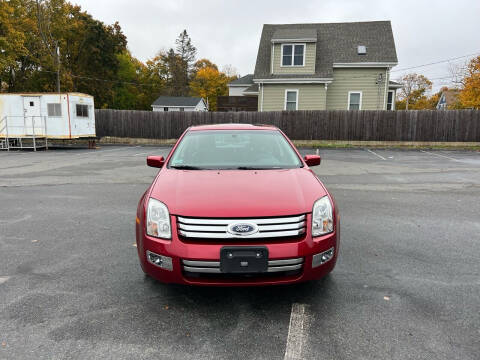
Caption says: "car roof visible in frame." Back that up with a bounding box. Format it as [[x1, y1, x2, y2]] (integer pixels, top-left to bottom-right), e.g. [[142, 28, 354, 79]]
[[188, 123, 278, 131]]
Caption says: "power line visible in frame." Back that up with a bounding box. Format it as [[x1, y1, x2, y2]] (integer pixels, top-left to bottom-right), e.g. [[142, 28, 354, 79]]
[[38, 69, 160, 88], [390, 51, 480, 73], [33, 50, 479, 87]]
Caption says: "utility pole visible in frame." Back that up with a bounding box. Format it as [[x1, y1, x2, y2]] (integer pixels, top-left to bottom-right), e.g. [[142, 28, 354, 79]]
[[56, 44, 60, 93]]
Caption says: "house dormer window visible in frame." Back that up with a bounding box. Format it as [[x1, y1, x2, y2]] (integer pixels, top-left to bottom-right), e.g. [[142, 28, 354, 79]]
[[281, 44, 305, 66]]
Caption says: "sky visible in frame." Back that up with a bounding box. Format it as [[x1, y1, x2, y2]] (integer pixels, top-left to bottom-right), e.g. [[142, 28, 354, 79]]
[[72, 0, 480, 92]]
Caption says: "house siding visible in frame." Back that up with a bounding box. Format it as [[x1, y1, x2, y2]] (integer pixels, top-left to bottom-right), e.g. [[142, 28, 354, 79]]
[[259, 84, 326, 111], [272, 43, 316, 75], [228, 86, 249, 96], [326, 68, 389, 110]]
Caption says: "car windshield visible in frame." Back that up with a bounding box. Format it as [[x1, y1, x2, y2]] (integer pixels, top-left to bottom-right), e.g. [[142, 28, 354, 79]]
[[168, 129, 302, 170]]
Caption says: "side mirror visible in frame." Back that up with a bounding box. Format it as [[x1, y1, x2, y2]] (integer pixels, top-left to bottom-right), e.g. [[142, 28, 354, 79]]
[[304, 155, 321, 167], [147, 156, 165, 168]]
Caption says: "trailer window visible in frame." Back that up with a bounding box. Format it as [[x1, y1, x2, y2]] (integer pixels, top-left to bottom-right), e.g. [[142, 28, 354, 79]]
[[48, 103, 62, 117], [76, 104, 89, 117]]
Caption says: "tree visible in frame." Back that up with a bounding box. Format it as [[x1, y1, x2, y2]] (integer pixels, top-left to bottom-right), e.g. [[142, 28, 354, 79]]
[[1, 0, 129, 107], [194, 58, 218, 72], [222, 64, 239, 78], [190, 61, 233, 111], [1, 3, 242, 111], [396, 73, 432, 110], [0, 0, 37, 91], [161, 48, 186, 96], [0, 0, 28, 77], [458, 56, 480, 109], [174, 29, 196, 96], [111, 50, 151, 110]]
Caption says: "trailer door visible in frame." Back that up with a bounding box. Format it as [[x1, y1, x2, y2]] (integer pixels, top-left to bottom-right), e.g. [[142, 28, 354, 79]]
[[23, 97, 42, 135]]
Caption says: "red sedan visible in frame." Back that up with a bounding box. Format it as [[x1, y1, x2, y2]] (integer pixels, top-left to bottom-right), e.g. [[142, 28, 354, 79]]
[[135, 124, 340, 286]]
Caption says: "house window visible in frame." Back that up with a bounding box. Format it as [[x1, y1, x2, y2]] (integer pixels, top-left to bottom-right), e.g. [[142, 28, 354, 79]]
[[282, 44, 305, 66], [285, 90, 298, 110], [348, 91, 362, 110], [179, 108, 185, 112], [47, 103, 62, 117], [387, 91, 395, 110], [164, 107, 169, 112], [29, 101, 34, 107], [76, 104, 89, 117]]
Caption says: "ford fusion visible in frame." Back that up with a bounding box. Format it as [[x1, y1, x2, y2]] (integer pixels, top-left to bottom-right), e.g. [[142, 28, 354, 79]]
[[135, 124, 339, 286]]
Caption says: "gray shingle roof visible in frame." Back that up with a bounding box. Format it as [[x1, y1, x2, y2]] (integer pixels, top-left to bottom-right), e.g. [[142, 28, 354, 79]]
[[229, 74, 254, 86], [271, 28, 317, 42], [151, 96, 203, 107], [243, 84, 259, 93], [254, 21, 398, 80]]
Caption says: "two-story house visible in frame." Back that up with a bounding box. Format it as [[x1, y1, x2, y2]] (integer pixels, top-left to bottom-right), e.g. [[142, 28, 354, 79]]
[[250, 21, 400, 111]]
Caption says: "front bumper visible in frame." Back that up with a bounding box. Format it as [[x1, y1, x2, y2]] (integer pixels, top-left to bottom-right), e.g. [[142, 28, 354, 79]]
[[136, 214, 339, 286]]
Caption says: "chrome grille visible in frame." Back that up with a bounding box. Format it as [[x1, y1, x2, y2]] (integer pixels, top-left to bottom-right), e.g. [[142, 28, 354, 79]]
[[177, 215, 306, 239], [182, 257, 304, 274]]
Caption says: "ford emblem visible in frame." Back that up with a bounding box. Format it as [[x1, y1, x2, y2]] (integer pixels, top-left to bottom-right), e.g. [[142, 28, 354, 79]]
[[227, 222, 259, 236]]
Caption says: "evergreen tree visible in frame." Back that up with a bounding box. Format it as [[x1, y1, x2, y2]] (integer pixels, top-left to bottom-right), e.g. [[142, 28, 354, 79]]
[[175, 30, 196, 96]]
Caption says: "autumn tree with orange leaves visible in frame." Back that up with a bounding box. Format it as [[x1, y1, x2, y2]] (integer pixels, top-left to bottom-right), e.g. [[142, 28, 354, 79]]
[[458, 56, 480, 109], [189, 59, 237, 111]]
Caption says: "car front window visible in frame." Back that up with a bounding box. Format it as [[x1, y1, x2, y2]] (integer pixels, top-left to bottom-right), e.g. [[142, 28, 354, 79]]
[[168, 130, 302, 170]]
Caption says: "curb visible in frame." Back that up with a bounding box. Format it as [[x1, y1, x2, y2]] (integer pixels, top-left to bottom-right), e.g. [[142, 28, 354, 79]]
[[98, 137, 480, 150], [50, 137, 480, 150]]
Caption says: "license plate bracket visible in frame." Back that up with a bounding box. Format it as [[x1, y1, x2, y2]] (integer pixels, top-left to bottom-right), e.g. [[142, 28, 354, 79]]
[[220, 246, 268, 273]]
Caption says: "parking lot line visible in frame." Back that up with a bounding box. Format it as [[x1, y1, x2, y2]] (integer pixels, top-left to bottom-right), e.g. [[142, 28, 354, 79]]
[[365, 148, 386, 160], [284, 303, 310, 360], [420, 150, 458, 161]]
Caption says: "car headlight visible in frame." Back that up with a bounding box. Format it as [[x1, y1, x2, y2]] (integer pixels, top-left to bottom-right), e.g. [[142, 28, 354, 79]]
[[312, 196, 334, 237], [146, 198, 171, 239]]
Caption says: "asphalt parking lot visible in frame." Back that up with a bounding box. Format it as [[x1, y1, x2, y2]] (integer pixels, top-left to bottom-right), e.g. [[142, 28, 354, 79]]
[[1, 145, 479, 359]]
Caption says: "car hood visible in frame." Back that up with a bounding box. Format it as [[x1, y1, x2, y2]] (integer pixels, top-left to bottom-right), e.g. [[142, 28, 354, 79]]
[[149, 168, 327, 217]]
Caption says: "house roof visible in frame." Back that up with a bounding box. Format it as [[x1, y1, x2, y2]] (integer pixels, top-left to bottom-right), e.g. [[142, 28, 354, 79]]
[[228, 74, 254, 86], [254, 21, 398, 80], [243, 84, 259, 94], [271, 28, 317, 42], [440, 90, 460, 106], [389, 80, 403, 89], [151, 96, 204, 107]]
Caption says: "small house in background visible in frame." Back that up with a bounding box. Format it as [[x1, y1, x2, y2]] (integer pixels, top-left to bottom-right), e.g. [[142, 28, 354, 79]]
[[218, 74, 259, 111], [436, 89, 460, 110], [0, 92, 95, 150], [228, 74, 256, 96], [151, 96, 207, 112]]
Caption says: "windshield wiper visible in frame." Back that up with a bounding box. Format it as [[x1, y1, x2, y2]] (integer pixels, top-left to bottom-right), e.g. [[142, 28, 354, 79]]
[[170, 165, 203, 170], [235, 166, 283, 170]]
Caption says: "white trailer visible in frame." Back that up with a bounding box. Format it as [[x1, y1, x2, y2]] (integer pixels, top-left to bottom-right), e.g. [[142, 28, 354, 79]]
[[0, 92, 95, 150]]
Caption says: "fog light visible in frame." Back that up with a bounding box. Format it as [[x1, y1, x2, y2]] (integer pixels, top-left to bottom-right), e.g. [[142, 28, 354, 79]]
[[312, 247, 335, 268], [146, 250, 173, 271]]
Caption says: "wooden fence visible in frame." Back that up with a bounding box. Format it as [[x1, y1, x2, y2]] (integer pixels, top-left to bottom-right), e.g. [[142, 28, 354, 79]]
[[95, 109, 480, 142], [217, 96, 258, 112]]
